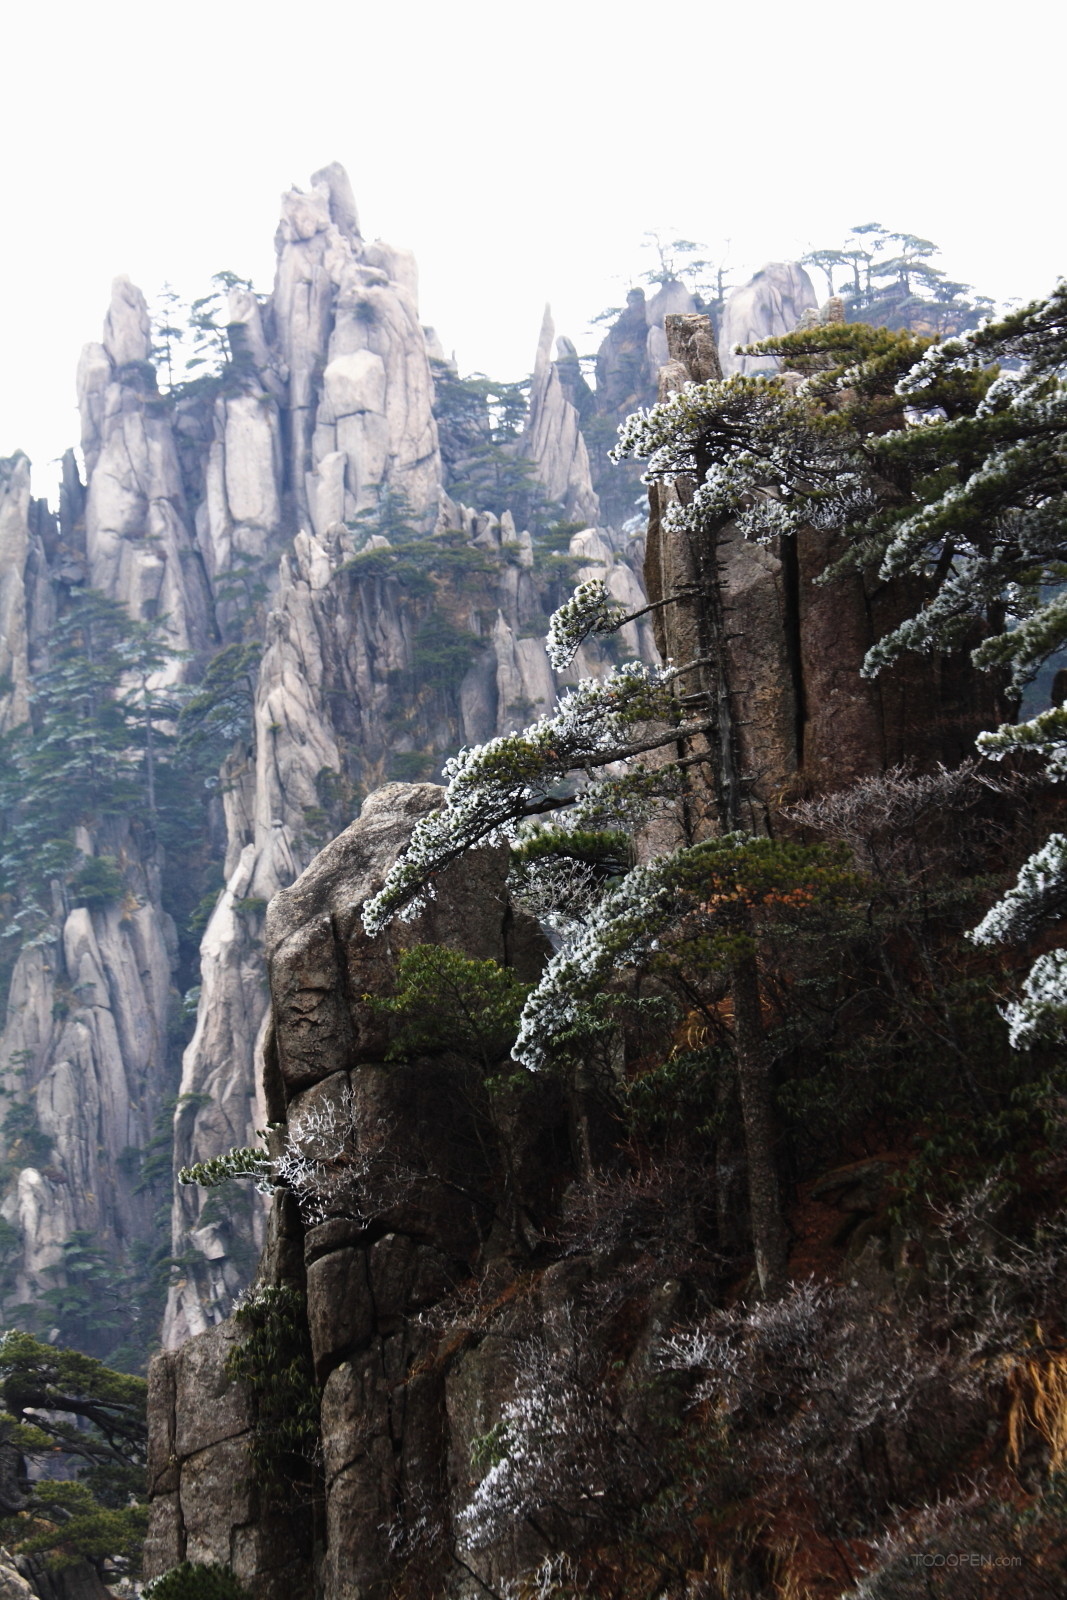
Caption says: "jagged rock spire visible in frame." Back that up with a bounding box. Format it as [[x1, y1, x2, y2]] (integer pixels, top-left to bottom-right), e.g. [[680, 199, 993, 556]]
[[522, 305, 599, 528]]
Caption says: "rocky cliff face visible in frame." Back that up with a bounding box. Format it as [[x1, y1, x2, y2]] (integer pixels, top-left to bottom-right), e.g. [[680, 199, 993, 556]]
[[717, 261, 818, 375], [0, 453, 176, 1331], [521, 307, 600, 528], [0, 157, 836, 1375], [0, 166, 655, 1352], [576, 265, 821, 525], [142, 300, 1017, 1600], [146, 783, 582, 1600], [643, 311, 1004, 830]]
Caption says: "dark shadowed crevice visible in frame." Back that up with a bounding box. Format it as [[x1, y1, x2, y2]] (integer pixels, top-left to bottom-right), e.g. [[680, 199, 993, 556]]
[[780, 531, 806, 772]]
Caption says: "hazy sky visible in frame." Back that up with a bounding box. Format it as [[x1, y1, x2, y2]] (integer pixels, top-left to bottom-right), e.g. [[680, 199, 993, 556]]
[[2, 0, 1062, 499]]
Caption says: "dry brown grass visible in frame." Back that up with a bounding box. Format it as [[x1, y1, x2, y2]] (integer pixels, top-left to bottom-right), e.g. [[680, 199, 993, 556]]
[[1005, 1334, 1067, 1472]]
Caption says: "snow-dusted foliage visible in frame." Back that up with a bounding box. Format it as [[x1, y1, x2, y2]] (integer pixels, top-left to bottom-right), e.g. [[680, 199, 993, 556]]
[[500, 1555, 582, 1600], [545, 579, 621, 670], [511, 845, 706, 1070], [180, 1086, 405, 1222], [368, 287, 1067, 1049], [363, 660, 703, 935], [458, 1331, 654, 1560], [624, 289, 1067, 1050], [861, 291, 1067, 1040], [458, 1339, 599, 1550], [1002, 949, 1067, 1048], [562, 761, 688, 835], [512, 833, 852, 1071], [970, 834, 1067, 1044], [971, 834, 1067, 947], [612, 371, 859, 547], [273, 1084, 404, 1224], [974, 583, 1067, 689], [657, 1180, 1067, 1520], [860, 288, 1067, 687], [178, 1139, 274, 1193], [859, 552, 1008, 678], [507, 851, 610, 948], [783, 759, 1033, 954], [977, 702, 1067, 778], [655, 1276, 968, 1524], [506, 769, 693, 952]]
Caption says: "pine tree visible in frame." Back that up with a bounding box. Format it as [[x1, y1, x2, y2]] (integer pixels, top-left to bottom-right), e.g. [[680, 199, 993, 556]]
[[430, 361, 550, 529], [618, 288, 1067, 1045], [0, 1331, 148, 1579], [0, 592, 183, 907], [804, 224, 994, 335]]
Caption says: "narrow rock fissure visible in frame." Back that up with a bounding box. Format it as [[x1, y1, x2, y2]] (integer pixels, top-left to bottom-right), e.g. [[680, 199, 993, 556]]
[[780, 529, 806, 774]]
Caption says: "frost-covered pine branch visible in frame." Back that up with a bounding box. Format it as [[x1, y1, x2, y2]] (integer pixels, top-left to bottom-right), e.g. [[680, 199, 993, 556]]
[[511, 833, 853, 1071], [612, 370, 859, 548], [179, 1091, 406, 1223], [178, 1142, 274, 1193], [977, 702, 1067, 778], [1001, 949, 1067, 1046], [851, 288, 1067, 1044], [970, 835, 1067, 1044], [273, 1085, 406, 1224], [545, 577, 696, 670], [545, 580, 623, 670], [363, 661, 712, 935], [512, 845, 703, 1069], [507, 851, 611, 948], [971, 834, 1067, 948]]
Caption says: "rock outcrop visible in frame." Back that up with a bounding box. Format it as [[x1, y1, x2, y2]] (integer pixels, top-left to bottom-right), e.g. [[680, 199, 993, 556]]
[[147, 783, 560, 1600], [0, 456, 177, 1325], [0, 1557, 35, 1600], [164, 480, 653, 1340], [143, 317, 1019, 1600], [717, 261, 819, 375], [644, 312, 1004, 827], [0, 164, 655, 1346], [78, 277, 214, 666], [0, 456, 35, 735], [521, 307, 599, 527]]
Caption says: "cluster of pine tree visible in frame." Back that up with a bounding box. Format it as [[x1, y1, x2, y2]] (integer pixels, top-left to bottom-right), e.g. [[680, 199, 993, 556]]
[[343, 283, 1067, 1595]]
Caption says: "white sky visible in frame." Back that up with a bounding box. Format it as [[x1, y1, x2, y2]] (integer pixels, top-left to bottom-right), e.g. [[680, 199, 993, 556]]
[[1, 0, 1063, 501]]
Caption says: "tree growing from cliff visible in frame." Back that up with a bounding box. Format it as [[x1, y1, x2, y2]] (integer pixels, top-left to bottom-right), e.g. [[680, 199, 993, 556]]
[[0, 590, 184, 899], [801, 223, 994, 334], [149, 269, 256, 395], [362, 285, 1067, 1289], [639, 231, 732, 307], [616, 285, 1067, 1046], [361, 659, 712, 934], [150, 282, 186, 390], [372, 945, 531, 1075], [361, 626, 858, 1292], [848, 286, 1067, 1043], [175, 641, 261, 771], [0, 1332, 148, 1579], [430, 361, 551, 529]]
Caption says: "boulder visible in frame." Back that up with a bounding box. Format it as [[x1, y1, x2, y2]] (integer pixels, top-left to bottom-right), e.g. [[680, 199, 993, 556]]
[[718, 261, 819, 375]]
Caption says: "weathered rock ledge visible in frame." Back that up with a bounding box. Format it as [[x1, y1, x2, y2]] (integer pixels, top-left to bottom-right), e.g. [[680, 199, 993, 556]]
[[146, 783, 566, 1600]]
